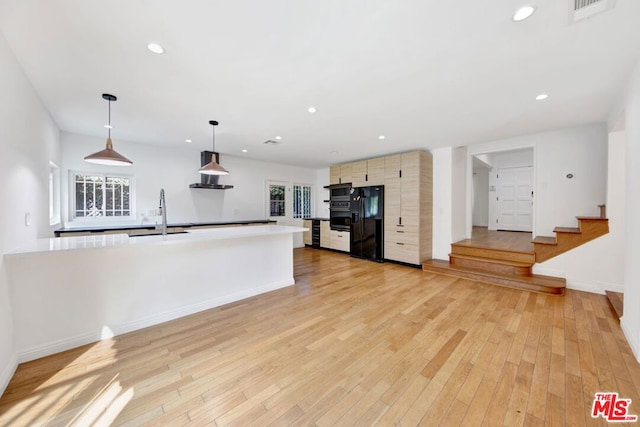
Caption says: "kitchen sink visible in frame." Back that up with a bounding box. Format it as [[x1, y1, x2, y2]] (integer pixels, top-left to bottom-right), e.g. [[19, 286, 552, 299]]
[[127, 230, 189, 237]]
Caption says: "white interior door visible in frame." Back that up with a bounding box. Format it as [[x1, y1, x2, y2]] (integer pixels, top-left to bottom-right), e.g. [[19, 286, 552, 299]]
[[497, 166, 533, 232]]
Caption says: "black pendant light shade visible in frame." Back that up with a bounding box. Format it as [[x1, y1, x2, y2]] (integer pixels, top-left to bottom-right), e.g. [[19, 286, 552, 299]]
[[198, 120, 229, 175], [84, 94, 133, 166]]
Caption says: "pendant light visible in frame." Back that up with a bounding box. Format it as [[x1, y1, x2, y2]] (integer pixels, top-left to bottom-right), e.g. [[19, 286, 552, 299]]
[[84, 94, 133, 166], [198, 120, 229, 175]]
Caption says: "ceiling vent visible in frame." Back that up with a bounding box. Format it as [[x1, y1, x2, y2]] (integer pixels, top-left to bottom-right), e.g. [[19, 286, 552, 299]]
[[570, 0, 615, 23], [263, 139, 281, 146]]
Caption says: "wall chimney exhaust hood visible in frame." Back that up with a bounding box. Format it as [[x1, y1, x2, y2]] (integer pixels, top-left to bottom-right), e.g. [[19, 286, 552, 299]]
[[189, 151, 234, 189]]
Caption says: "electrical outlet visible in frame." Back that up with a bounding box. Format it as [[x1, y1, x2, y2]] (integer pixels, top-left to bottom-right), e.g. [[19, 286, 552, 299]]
[[24, 212, 31, 226]]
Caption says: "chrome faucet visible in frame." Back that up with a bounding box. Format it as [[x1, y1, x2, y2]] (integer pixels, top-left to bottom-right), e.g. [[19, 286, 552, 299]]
[[156, 188, 167, 235]]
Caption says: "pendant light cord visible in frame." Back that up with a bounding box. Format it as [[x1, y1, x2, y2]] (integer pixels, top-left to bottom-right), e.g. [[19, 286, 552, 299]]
[[108, 99, 111, 139]]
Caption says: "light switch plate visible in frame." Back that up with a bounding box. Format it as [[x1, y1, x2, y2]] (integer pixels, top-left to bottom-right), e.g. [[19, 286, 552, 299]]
[[25, 212, 31, 226]]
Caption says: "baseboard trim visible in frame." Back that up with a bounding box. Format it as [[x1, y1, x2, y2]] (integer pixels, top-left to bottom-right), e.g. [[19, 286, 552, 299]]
[[566, 280, 605, 295], [17, 278, 295, 363], [597, 281, 624, 293], [0, 354, 18, 398], [620, 316, 640, 363]]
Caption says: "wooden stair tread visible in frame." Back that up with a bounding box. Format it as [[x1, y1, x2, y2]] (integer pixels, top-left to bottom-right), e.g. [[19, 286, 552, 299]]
[[450, 243, 535, 264], [423, 259, 565, 295], [451, 242, 534, 254], [449, 253, 532, 267], [576, 216, 609, 221], [553, 227, 580, 233], [532, 236, 557, 245], [605, 290, 623, 319]]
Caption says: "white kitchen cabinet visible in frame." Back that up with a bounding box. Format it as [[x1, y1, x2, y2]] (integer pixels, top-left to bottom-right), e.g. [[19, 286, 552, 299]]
[[330, 230, 350, 252]]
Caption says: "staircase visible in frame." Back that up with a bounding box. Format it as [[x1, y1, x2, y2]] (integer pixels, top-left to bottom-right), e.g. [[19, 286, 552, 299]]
[[422, 214, 609, 296], [532, 217, 609, 262]]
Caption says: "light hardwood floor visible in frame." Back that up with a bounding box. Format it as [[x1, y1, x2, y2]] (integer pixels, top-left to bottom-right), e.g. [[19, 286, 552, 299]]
[[457, 227, 534, 253], [0, 248, 637, 426]]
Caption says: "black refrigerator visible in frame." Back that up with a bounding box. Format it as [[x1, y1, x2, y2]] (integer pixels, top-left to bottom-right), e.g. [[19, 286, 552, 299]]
[[350, 186, 384, 261]]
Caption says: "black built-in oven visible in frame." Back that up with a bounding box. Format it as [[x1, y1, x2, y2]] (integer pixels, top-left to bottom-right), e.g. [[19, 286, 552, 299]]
[[329, 200, 351, 231]]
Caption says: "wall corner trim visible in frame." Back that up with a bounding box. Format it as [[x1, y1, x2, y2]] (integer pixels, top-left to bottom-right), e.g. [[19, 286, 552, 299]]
[[0, 354, 18, 398]]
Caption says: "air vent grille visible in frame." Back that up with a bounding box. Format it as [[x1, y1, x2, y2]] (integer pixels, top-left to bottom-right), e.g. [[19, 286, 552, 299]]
[[575, 0, 601, 10], [570, 0, 615, 22]]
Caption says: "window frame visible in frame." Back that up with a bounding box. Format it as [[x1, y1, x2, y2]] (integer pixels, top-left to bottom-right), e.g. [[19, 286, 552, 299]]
[[292, 183, 313, 219], [69, 170, 136, 222]]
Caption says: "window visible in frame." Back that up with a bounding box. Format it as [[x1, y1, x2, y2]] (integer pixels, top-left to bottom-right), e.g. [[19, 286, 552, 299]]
[[71, 172, 134, 219], [293, 184, 312, 219], [269, 184, 286, 217], [49, 162, 61, 225]]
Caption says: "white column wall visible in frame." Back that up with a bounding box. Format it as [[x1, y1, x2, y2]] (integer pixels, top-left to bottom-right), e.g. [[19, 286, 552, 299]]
[[0, 33, 61, 395], [621, 59, 640, 360], [432, 148, 453, 260]]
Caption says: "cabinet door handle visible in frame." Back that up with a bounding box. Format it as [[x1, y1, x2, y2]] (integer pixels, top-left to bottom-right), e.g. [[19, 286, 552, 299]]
[[397, 224, 404, 227], [396, 230, 404, 233], [396, 242, 405, 246]]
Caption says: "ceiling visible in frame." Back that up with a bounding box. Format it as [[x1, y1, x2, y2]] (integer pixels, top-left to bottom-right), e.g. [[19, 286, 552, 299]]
[[1, 0, 639, 168]]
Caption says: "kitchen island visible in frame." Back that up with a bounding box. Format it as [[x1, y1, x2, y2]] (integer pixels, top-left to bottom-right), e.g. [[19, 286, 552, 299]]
[[5, 225, 305, 362]]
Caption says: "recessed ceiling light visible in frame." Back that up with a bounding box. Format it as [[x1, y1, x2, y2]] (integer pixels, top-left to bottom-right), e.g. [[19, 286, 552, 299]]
[[378, 135, 386, 140], [513, 5, 536, 21], [308, 107, 317, 113], [185, 139, 192, 143], [275, 136, 282, 140], [242, 149, 248, 153], [536, 93, 549, 101], [104, 124, 113, 129], [147, 43, 165, 54]]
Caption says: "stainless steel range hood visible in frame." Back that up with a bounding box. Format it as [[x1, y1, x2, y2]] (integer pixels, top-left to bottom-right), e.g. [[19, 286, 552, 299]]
[[189, 151, 234, 189]]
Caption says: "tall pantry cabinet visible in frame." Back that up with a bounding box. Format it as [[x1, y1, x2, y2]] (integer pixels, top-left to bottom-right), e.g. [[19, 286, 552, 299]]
[[383, 151, 432, 265]]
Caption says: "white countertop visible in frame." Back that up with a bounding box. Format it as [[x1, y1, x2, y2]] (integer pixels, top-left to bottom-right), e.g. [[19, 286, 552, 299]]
[[5, 225, 307, 256]]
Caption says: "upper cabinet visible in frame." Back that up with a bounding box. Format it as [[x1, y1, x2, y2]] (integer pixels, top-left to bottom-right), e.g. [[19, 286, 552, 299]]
[[367, 157, 385, 186], [351, 160, 367, 187], [340, 163, 353, 184], [330, 165, 341, 185], [332, 157, 387, 188], [330, 163, 355, 185]]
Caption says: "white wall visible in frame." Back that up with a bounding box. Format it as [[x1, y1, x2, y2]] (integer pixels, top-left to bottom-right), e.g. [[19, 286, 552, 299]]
[[432, 148, 453, 260], [620, 59, 640, 361], [451, 147, 467, 242], [61, 133, 319, 246], [468, 123, 607, 237], [472, 167, 489, 227], [533, 131, 625, 294], [0, 32, 61, 395]]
